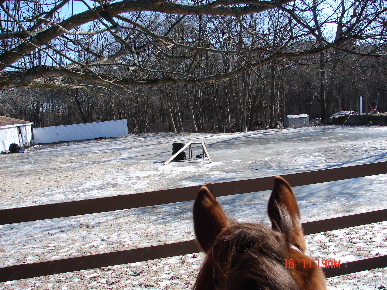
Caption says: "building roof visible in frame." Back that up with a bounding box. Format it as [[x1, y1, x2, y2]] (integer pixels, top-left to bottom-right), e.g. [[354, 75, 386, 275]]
[[0, 116, 33, 127]]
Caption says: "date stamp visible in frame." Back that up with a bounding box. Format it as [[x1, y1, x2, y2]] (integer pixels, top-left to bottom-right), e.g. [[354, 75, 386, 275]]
[[284, 258, 341, 269]]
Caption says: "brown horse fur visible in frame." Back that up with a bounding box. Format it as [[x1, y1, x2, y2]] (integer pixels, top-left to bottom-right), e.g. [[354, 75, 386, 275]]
[[193, 176, 327, 290]]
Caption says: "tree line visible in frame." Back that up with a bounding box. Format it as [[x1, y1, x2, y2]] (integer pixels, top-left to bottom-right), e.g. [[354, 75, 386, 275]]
[[1, 48, 385, 133], [0, 1, 386, 133]]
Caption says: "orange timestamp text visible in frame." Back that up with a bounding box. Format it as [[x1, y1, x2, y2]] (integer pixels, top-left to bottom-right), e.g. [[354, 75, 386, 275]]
[[284, 258, 341, 269]]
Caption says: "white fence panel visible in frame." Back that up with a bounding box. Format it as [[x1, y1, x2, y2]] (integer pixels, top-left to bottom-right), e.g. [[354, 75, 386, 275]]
[[33, 119, 128, 144], [33, 126, 59, 144]]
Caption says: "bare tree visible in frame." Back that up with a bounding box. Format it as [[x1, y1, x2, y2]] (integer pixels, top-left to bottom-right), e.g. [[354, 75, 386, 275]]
[[1, 0, 385, 90], [308, 0, 387, 123]]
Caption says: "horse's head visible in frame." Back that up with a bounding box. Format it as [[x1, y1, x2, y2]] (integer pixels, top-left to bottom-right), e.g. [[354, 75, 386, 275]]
[[193, 176, 327, 290]]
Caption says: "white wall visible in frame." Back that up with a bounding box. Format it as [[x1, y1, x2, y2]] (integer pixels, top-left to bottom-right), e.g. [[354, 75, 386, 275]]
[[33, 119, 129, 144], [0, 124, 32, 153], [19, 125, 32, 146], [0, 127, 18, 152]]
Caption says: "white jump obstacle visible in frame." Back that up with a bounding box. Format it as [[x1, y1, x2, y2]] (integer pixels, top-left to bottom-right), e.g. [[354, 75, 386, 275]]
[[164, 141, 212, 165]]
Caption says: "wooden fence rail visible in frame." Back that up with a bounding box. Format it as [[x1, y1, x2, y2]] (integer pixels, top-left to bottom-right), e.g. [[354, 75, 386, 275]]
[[1, 161, 387, 283], [2, 161, 387, 225]]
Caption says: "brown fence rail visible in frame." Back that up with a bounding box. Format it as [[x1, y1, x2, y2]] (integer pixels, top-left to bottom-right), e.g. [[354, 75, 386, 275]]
[[1, 161, 387, 225], [1, 161, 387, 283]]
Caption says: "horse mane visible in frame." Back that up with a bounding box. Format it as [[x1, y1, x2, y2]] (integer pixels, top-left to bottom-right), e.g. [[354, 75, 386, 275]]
[[194, 223, 300, 290]]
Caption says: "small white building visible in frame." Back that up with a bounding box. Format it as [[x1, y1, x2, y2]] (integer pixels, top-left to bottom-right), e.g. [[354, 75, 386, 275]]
[[0, 116, 33, 153], [286, 114, 310, 128]]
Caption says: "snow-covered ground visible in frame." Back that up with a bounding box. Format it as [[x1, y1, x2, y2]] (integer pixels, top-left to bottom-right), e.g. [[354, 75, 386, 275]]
[[1, 126, 387, 289]]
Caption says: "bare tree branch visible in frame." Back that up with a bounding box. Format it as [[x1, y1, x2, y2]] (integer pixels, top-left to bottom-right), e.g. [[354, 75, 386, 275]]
[[0, 0, 294, 71], [0, 43, 333, 89], [0, 0, 385, 90]]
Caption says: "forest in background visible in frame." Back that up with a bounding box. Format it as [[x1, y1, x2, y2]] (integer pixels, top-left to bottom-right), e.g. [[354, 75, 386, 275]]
[[0, 1, 386, 133], [1, 51, 386, 133]]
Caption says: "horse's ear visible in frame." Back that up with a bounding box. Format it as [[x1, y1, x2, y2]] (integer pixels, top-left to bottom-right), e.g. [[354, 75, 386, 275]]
[[193, 186, 229, 252], [268, 176, 306, 253]]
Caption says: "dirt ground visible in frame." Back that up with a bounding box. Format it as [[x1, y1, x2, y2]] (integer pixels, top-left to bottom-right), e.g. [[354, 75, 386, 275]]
[[1, 128, 387, 289]]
